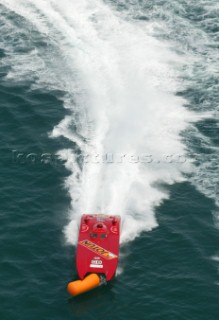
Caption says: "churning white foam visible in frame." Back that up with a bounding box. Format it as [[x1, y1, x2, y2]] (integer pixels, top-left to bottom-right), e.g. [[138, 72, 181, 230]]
[[0, 0, 201, 244]]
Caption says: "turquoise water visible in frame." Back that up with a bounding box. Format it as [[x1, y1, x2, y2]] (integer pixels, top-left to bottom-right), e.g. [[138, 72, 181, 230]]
[[1, 1, 219, 319]]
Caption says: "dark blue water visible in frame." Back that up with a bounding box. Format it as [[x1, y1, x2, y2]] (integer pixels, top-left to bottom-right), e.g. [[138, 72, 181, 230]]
[[1, 1, 219, 319]]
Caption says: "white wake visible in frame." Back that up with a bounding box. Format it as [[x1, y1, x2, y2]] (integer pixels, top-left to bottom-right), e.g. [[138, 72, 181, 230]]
[[0, 0, 201, 244]]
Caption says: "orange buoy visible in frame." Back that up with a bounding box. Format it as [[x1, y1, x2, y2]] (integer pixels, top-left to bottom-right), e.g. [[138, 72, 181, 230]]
[[67, 273, 100, 296]]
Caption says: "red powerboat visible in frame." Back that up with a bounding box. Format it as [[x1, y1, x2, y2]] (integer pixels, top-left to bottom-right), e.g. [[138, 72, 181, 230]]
[[67, 214, 121, 296]]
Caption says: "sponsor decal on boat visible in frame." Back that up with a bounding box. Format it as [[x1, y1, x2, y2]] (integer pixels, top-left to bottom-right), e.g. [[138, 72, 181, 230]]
[[79, 240, 117, 260]]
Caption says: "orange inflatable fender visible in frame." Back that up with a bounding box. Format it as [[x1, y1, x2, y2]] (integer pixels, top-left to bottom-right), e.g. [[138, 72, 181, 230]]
[[67, 273, 100, 296]]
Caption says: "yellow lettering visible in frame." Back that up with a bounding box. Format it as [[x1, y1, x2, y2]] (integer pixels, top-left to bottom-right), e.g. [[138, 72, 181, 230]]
[[79, 240, 117, 260]]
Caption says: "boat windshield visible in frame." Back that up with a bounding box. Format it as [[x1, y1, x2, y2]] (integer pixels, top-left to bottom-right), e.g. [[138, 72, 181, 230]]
[[90, 233, 98, 238]]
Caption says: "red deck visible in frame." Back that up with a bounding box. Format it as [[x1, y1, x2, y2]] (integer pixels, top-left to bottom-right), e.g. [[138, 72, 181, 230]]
[[76, 214, 121, 281]]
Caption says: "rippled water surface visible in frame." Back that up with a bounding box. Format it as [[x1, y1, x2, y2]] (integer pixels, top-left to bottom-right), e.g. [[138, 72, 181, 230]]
[[1, 1, 219, 319]]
